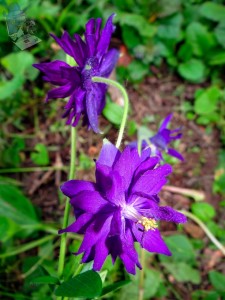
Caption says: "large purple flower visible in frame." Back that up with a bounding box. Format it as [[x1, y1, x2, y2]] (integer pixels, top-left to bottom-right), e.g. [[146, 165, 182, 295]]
[[33, 15, 119, 133], [60, 141, 186, 274]]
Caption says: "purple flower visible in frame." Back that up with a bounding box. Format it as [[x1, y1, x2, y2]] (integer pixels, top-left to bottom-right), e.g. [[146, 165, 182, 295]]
[[60, 141, 186, 274], [33, 15, 119, 133], [130, 113, 184, 161]]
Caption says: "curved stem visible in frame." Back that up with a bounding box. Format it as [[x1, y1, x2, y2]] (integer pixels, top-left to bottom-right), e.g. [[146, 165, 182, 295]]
[[138, 248, 145, 300], [92, 76, 129, 149], [58, 126, 77, 279], [180, 210, 225, 255]]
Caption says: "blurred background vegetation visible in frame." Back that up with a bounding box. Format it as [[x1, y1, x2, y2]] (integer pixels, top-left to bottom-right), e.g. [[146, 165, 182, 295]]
[[0, 0, 225, 299]]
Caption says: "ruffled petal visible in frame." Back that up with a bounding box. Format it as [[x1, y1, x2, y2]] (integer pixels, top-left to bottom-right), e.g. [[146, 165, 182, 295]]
[[99, 49, 119, 77], [97, 14, 116, 57], [133, 156, 159, 184], [131, 164, 172, 196], [159, 113, 173, 131], [46, 83, 74, 101], [97, 139, 120, 167], [85, 18, 102, 56], [142, 229, 171, 256], [149, 206, 187, 223], [60, 180, 97, 198], [85, 86, 100, 133], [59, 213, 93, 234], [33, 60, 68, 85], [167, 148, 184, 161], [70, 190, 109, 214]]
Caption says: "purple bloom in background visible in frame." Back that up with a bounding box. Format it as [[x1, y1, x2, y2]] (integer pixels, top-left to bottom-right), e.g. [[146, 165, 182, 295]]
[[130, 113, 184, 161], [33, 15, 119, 133], [60, 141, 186, 274]]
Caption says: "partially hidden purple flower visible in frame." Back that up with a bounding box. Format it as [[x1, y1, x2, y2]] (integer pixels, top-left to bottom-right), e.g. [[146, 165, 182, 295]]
[[60, 141, 187, 274], [33, 14, 119, 133], [130, 113, 184, 161]]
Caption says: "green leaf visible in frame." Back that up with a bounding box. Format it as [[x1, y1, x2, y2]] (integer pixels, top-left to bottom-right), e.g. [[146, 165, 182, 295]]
[[177, 43, 193, 62], [0, 183, 39, 226], [31, 143, 49, 166], [29, 275, 60, 286], [200, 2, 225, 22], [103, 100, 124, 126], [118, 13, 156, 38], [122, 25, 141, 49], [209, 52, 225, 65], [209, 271, 225, 292], [160, 234, 195, 263], [0, 76, 24, 100], [157, 13, 183, 40], [55, 270, 102, 298], [101, 280, 131, 296], [1, 51, 37, 80], [178, 59, 206, 82], [191, 202, 215, 222], [163, 262, 201, 284], [186, 22, 215, 57], [215, 21, 225, 48], [127, 60, 149, 82], [194, 86, 221, 115]]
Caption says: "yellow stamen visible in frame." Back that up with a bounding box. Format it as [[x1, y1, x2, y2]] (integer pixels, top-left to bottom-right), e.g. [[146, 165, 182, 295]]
[[138, 217, 158, 231]]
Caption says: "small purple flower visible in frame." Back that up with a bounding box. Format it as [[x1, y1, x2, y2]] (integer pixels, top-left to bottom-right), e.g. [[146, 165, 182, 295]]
[[60, 141, 186, 274], [130, 113, 184, 161], [33, 15, 119, 133]]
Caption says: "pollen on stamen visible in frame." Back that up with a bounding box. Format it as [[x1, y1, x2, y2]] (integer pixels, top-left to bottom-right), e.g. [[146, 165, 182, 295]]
[[138, 217, 158, 231]]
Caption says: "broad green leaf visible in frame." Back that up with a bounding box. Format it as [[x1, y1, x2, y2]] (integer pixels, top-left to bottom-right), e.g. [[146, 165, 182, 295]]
[[194, 86, 221, 115], [191, 203, 215, 222], [163, 262, 201, 284], [186, 22, 215, 57], [177, 43, 193, 62], [160, 234, 195, 263], [31, 143, 49, 166], [1, 51, 37, 80], [118, 13, 156, 38], [101, 280, 131, 296], [215, 21, 225, 48], [0, 183, 39, 226], [0, 216, 19, 242], [27, 0, 60, 18], [200, 2, 225, 22], [103, 100, 124, 126], [209, 271, 225, 292], [209, 52, 225, 65], [78, 153, 94, 170], [192, 290, 220, 300], [127, 60, 149, 82], [1, 137, 25, 167], [0, 76, 24, 100], [55, 270, 102, 298], [122, 25, 141, 49], [157, 13, 183, 40], [178, 59, 206, 82]]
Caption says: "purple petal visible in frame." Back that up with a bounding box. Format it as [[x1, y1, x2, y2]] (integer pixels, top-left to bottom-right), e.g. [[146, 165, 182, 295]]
[[46, 83, 74, 101], [85, 18, 102, 56], [70, 190, 109, 213], [60, 66, 80, 83], [60, 180, 97, 198], [110, 208, 123, 236], [142, 229, 171, 256], [99, 49, 119, 77], [50, 32, 83, 67], [131, 164, 172, 196], [159, 113, 173, 131], [113, 146, 140, 190], [97, 139, 120, 167], [59, 213, 94, 234], [97, 14, 116, 57], [133, 156, 159, 183], [149, 206, 187, 223], [74, 33, 88, 66], [93, 238, 109, 271], [167, 148, 184, 161], [33, 60, 68, 85], [85, 86, 100, 133]]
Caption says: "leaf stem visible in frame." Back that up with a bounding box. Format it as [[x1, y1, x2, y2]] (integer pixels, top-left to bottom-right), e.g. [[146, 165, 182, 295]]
[[58, 126, 77, 279], [180, 210, 225, 255], [138, 248, 145, 300], [92, 76, 129, 149]]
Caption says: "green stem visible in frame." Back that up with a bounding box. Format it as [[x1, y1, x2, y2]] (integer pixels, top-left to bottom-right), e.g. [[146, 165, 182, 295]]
[[92, 76, 129, 149], [180, 210, 225, 255], [58, 126, 77, 279], [138, 248, 145, 300], [0, 166, 69, 174], [0, 235, 54, 258]]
